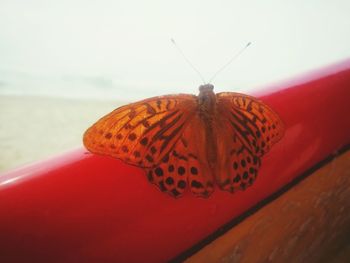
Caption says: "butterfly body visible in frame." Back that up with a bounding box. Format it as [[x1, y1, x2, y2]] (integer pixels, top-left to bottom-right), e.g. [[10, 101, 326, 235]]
[[197, 84, 218, 169], [83, 84, 284, 198]]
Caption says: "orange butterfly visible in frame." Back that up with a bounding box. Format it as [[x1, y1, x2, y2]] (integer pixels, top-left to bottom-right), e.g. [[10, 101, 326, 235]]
[[83, 84, 284, 198]]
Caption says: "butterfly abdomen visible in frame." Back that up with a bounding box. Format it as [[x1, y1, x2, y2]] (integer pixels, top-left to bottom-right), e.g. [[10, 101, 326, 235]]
[[198, 84, 218, 169]]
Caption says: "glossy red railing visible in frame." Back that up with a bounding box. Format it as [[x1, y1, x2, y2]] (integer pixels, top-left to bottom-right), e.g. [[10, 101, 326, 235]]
[[1, 59, 350, 263]]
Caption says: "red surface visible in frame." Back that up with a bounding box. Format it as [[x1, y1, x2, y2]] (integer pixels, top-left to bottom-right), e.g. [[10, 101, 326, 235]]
[[1, 60, 350, 263]]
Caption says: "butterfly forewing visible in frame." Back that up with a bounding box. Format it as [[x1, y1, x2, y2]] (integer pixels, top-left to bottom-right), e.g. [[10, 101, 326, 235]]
[[83, 94, 198, 168], [217, 92, 284, 156]]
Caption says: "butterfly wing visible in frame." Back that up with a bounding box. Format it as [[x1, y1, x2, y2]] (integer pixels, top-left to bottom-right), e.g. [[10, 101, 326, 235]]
[[144, 113, 214, 198], [83, 94, 198, 168], [215, 92, 284, 192]]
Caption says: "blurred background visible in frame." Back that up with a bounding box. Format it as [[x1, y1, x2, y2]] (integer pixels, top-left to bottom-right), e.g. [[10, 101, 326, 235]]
[[1, 0, 349, 172]]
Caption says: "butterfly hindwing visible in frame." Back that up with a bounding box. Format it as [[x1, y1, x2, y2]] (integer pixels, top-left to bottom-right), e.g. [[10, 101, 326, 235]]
[[145, 114, 214, 198], [83, 94, 197, 167], [215, 120, 261, 192]]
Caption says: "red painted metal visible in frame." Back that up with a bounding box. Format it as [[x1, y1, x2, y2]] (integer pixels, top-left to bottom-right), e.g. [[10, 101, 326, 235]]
[[1, 60, 350, 263]]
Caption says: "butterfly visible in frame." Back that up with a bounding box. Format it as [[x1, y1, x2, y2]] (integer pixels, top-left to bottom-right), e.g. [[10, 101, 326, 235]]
[[83, 84, 284, 198]]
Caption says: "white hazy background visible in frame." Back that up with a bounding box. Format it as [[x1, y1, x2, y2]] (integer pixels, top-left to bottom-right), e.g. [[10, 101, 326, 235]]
[[1, 0, 350, 100], [1, 0, 350, 172]]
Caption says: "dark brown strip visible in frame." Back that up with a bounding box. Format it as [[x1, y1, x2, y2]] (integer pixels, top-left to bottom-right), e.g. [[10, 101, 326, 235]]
[[166, 99, 172, 110], [143, 110, 180, 135], [151, 112, 183, 142], [160, 122, 185, 153], [228, 118, 254, 156], [156, 100, 162, 110], [246, 100, 253, 111], [232, 108, 260, 134], [230, 112, 255, 142], [145, 103, 156, 114]]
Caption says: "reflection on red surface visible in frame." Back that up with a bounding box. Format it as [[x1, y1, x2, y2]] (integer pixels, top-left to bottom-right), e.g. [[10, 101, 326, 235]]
[[1, 60, 350, 263]]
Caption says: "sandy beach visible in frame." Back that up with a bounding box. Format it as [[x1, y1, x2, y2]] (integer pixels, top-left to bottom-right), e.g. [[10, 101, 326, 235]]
[[0, 95, 125, 172]]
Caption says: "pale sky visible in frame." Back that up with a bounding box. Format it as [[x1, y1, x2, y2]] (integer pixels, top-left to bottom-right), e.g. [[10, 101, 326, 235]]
[[0, 0, 349, 100]]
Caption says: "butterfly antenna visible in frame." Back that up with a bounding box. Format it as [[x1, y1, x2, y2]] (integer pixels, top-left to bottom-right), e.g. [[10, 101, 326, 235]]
[[208, 42, 251, 83], [171, 38, 206, 84]]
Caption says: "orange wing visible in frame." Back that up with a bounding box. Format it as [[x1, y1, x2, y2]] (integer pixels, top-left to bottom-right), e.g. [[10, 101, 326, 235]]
[[144, 113, 214, 198], [83, 94, 197, 168], [215, 92, 284, 192]]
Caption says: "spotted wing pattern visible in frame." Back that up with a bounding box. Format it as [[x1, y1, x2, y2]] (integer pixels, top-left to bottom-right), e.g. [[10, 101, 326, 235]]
[[215, 92, 284, 192], [83, 94, 197, 168], [145, 114, 214, 198]]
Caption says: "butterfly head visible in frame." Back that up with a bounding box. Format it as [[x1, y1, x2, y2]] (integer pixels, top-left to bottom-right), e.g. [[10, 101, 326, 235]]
[[199, 84, 215, 98], [198, 84, 216, 110], [199, 84, 214, 93]]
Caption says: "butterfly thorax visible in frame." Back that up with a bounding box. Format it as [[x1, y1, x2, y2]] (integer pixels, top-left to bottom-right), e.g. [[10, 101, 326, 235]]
[[198, 84, 218, 169], [198, 84, 216, 112]]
